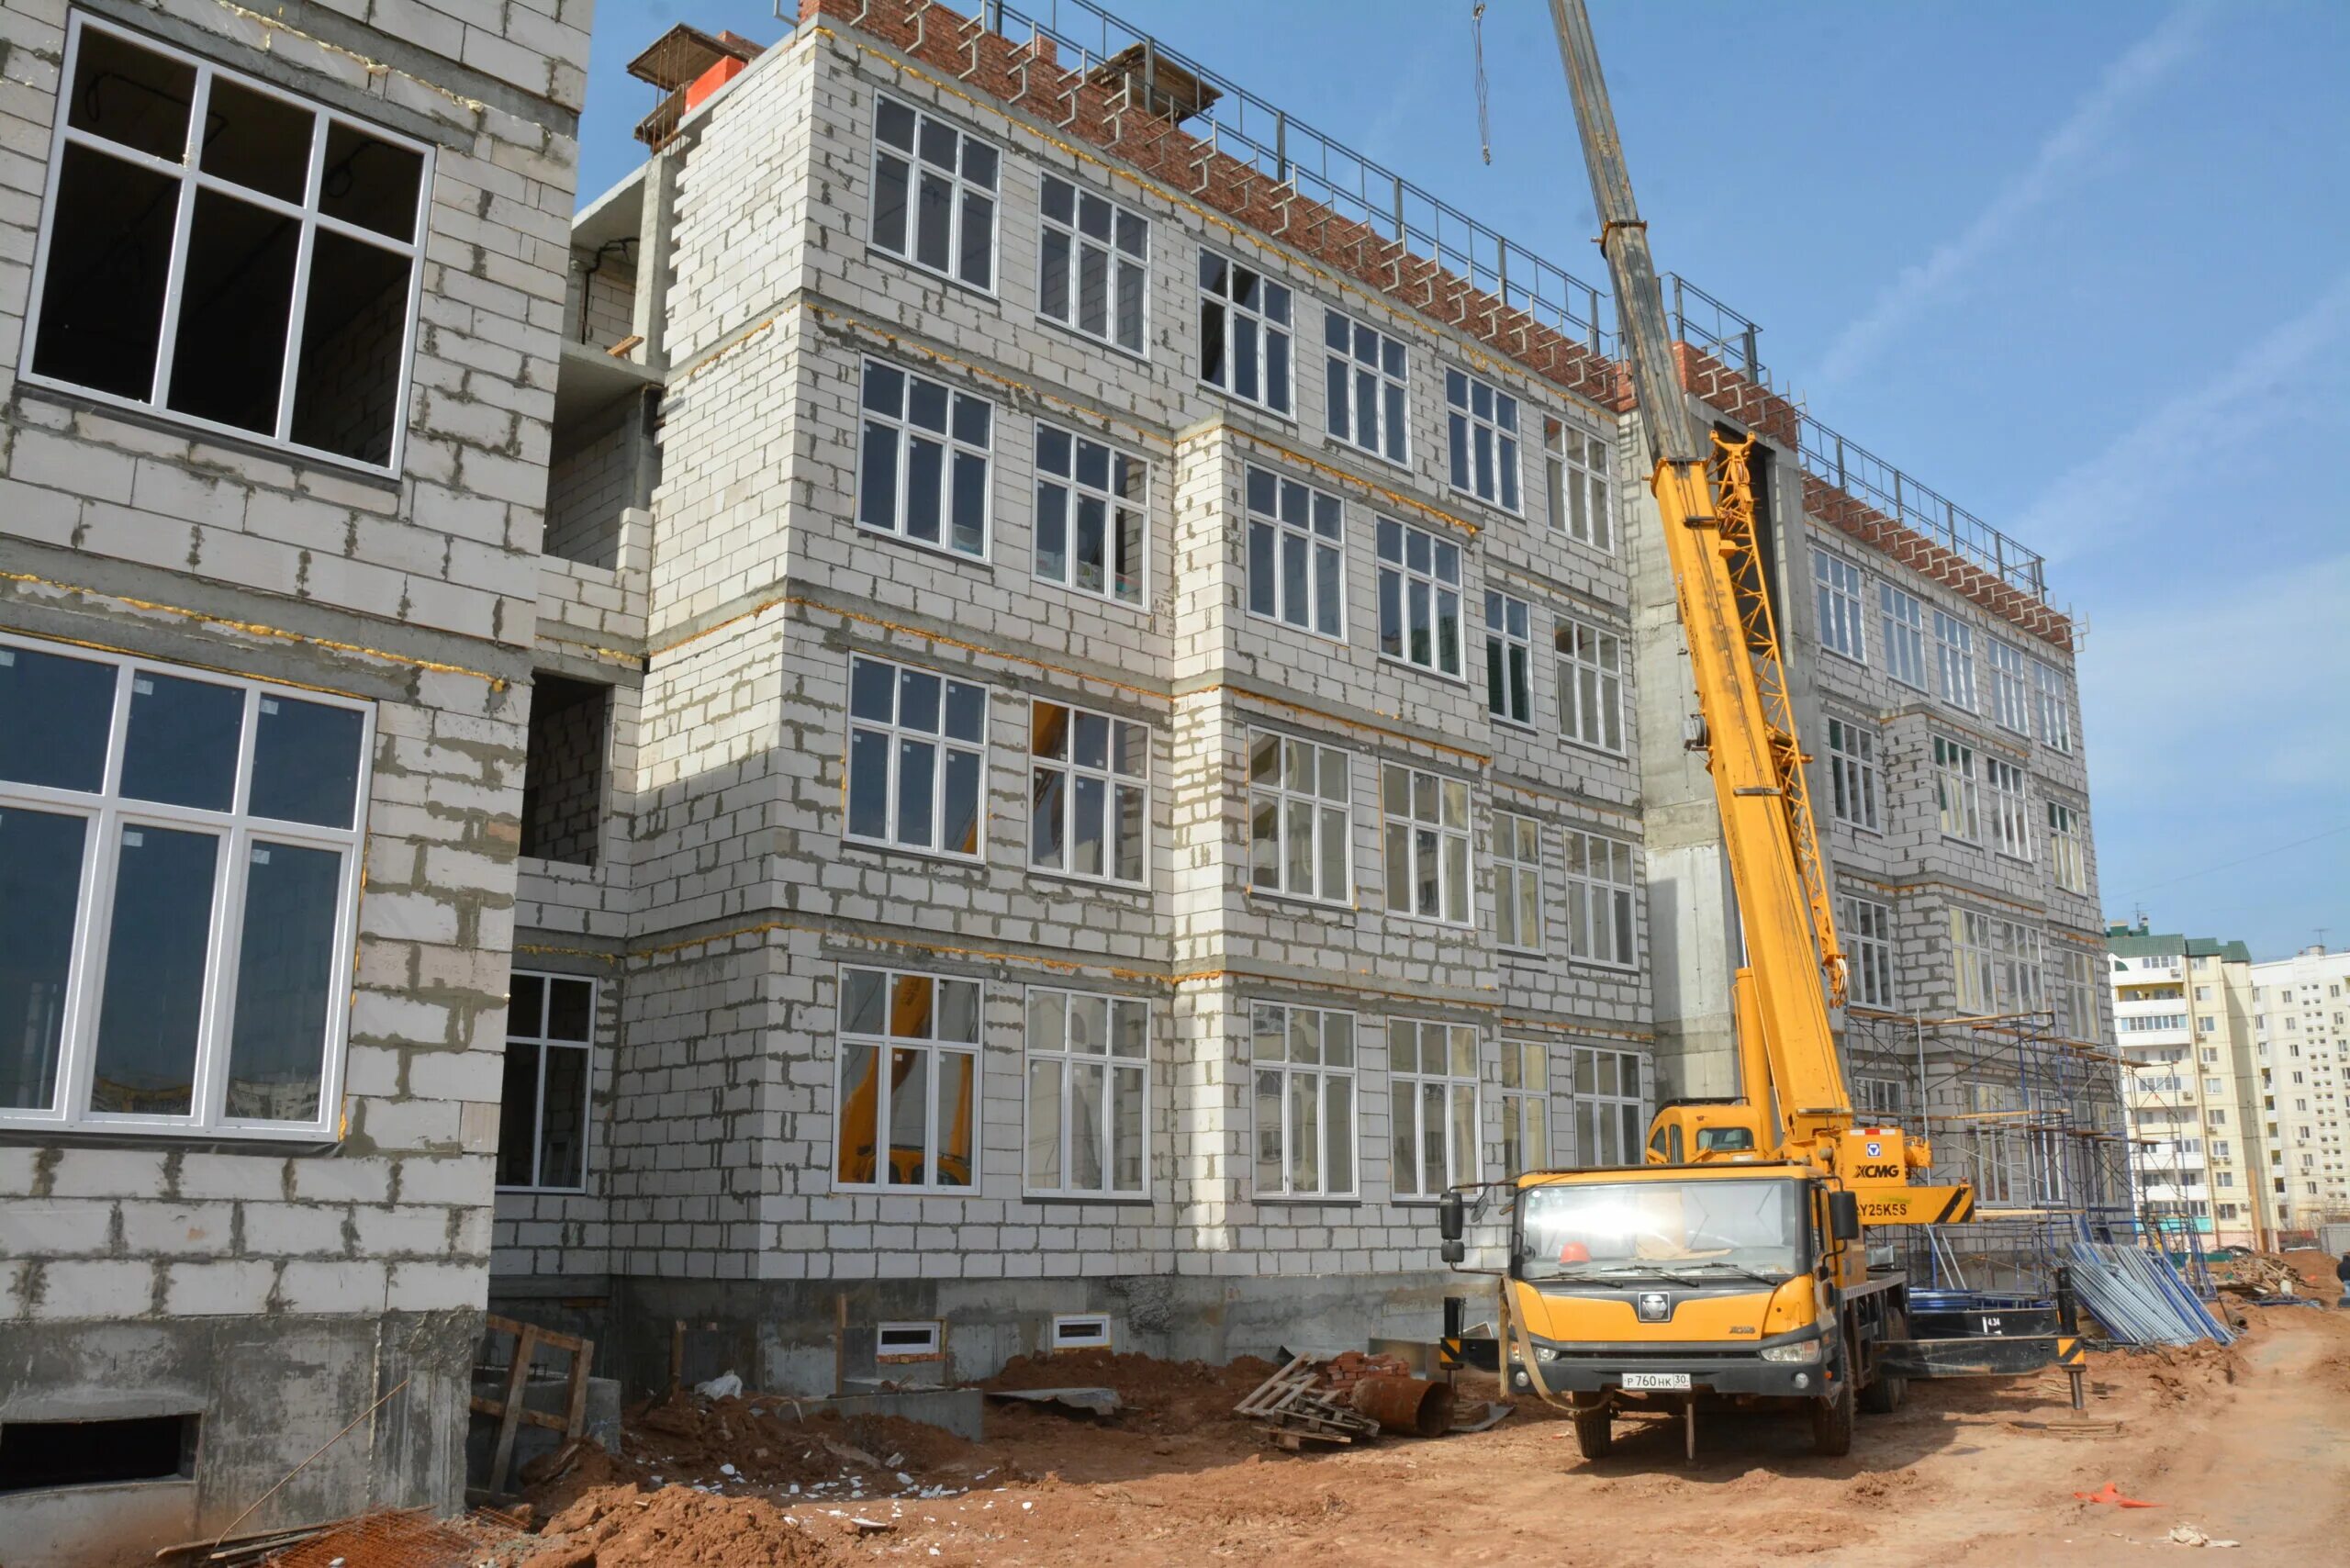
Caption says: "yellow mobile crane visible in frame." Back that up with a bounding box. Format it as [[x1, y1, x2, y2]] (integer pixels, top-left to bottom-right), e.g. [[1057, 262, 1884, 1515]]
[[1438, 0, 2000, 1460]]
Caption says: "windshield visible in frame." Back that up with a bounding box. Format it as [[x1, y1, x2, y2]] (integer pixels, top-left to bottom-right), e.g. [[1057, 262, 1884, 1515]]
[[1517, 1178, 1805, 1282]]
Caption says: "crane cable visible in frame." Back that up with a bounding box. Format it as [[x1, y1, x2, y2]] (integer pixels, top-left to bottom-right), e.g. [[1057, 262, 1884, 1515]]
[[1472, 3, 1493, 164]]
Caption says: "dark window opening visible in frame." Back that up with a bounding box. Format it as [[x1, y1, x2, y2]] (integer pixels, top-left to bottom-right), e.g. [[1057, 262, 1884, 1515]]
[[0, 1414, 197, 1493], [520, 676, 610, 867], [28, 22, 426, 468]]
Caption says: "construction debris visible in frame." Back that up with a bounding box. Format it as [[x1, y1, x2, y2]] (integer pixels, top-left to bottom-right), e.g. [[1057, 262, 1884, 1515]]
[[2210, 1253, 2305, 1300], [2165, 1524, 2242, 1548], [1233, 1354, 1381, 1448]]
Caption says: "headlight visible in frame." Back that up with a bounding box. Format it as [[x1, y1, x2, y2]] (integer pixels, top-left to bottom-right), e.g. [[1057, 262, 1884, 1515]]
[[1758, 1339, 1821, 1364], [1537, 1346, 1561, 1362]]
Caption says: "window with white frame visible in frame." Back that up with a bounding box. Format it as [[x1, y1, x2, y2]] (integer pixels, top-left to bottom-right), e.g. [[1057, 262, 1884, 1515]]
[[1952, 911, 2041, 1014], [870, 94, 999, 290], [498, 973, 594, 1191], [24, 16, 431, 470], [1951, 909, 1995, 1013], [1543, 416, 1611, 549], [2033, 659, 2073, 753], [1556, 615, 1626, 753], [1493, 810, 1543, 953], [1382, 764, 1471, 925], [1813, 552, 1867, 663], [1564, 830, 1637, 968], [1484, 590, 1534, 727], [846, 655, 987, 858], [1932, 734, 1980, 842], [1244, 466, 1345, 637], [856, 361, 993, 559], [1248, 733, 1352, 903], [2052, 954, 2093, 1037], [1034, 425, 1145, 606], [1826, 716, 1880, 832], [1024, 988, 1147, 1197], [1992, 918, 2043, 1013], [1932, 610, 1976, 711], [1198, 252, 1292, 413], [1037, 174, 1146, 353], [1390, 1018, 1479, 1199], [834, 966, 979, 1190], [1324, 309, 1407, 464], [0, 637, 371, 1136], [1573, 1047, 1648, 1167], [1375, 520, 1465, 678], [1855, 1075, 1907, 1120], [1251, 1002, 1356, 1197], [1987, 638, 2031, 734], [1841, 893, 1895, 1010], [1445, 368, 1522, 511], [1029, 699, 1147, 885], [1500, 1039, 1552, 1175], [1880, 583, 1928, 689], [1986, 756, 2031, 860]]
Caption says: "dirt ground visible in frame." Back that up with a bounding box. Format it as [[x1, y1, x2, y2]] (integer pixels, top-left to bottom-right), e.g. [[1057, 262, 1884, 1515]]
[[503, 1305, 2350, 1567]]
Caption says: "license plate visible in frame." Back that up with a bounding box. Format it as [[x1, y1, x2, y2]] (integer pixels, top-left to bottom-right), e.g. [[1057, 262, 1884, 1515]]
[[1621, 1372, 1691, 1391]]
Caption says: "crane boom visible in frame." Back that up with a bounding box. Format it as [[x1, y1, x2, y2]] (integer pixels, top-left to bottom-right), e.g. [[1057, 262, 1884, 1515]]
[[1547, 0, 1852, 1152]]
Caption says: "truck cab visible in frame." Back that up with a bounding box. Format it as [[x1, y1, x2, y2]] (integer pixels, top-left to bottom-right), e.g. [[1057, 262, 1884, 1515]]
[[1445, 1160, 1908, 1457]]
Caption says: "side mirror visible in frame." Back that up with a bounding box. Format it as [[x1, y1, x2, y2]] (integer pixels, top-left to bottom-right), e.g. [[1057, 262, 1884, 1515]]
[[1828, 1190, 1862, 1243], [1440, 1239, 1466, 1264], [1438, 1190, 1465, 1242]]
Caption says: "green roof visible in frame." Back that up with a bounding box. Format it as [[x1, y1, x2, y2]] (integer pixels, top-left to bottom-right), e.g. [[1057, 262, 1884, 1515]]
[[2104, 929, 2251, 963]]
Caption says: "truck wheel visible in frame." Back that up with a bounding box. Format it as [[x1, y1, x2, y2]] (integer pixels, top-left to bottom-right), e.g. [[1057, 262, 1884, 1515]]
[[1811, 1368, 1854, 1458], [1572, 1406, 1616, 1459]]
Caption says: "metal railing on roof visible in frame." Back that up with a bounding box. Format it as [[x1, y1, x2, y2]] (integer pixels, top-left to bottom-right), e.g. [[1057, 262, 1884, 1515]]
[[806, 0, 2055, 607], [1796, 413, 2048, 599]]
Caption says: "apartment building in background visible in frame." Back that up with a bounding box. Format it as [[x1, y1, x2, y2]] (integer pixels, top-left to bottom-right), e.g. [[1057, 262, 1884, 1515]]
[[484, 0, 2119, 1387], [2251, 945, 2350, 1231], [2105, 924, 2267, 1248], [0, 2, 588, 1560]]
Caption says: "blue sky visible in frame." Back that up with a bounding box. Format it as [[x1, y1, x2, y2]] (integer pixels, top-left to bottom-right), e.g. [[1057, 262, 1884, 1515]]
[[575, 1, 2350, 960]]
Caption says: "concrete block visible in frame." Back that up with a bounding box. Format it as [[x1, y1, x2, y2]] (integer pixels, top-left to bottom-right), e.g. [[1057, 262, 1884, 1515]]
[[32, 1260, 155, 1320], [278, 1260, 389, 1315], [163, 1260, 277, 1316]]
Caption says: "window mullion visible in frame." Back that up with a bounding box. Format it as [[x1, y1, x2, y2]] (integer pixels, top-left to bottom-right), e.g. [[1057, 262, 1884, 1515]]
[[530, 1020, 553, 1190], [185, 816, 242, 1131], [145, 70, 210, 409], [273, 115, 330, 444]]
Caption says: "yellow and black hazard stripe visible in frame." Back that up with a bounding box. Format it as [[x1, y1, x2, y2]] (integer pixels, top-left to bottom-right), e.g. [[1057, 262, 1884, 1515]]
[[1934, 1188, 1975, 1224], [1438, 1336, 1465, 1370], [2055, 1335, 2087, 1367]]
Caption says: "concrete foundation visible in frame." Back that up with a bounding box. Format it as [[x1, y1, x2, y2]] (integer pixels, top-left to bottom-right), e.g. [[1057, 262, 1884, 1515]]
[[0, 1311, 476, 1568]]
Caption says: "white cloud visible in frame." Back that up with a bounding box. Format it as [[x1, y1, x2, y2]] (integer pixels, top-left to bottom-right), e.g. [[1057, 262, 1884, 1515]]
[[2008, 269, 2350, 565], [1812, 1, 2214, 387]]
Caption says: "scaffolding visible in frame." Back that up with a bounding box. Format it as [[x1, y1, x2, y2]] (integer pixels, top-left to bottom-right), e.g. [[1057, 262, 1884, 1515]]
[[1841, 1006, 2136, 1296]]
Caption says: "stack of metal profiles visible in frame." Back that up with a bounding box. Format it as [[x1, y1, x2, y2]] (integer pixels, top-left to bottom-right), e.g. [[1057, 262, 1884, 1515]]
[[2068, 1242, 2235, 1346]]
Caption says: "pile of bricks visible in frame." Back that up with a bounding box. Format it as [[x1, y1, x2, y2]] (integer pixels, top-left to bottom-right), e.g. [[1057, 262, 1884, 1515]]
[[1315, 1350, 1414, 1398]]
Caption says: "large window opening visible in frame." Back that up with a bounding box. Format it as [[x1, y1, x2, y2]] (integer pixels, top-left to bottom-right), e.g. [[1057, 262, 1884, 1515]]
[[27, 16, 430, 470]]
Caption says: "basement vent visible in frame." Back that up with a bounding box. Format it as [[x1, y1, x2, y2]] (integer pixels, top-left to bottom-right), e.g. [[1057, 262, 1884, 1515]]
[[0, 1414, 198, 1493], [875, 1320, 944, 1364], [1049, 1314, 1113, 1351]]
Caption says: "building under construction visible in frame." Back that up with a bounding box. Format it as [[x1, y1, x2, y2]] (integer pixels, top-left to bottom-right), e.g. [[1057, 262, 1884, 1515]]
[[0, 0, 2128, 1557]]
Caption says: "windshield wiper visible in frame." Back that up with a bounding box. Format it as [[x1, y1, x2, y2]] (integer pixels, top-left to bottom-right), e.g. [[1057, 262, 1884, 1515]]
[[1678, 1261, 1789, 1286], [1583, 1264, 1704, 1287]]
